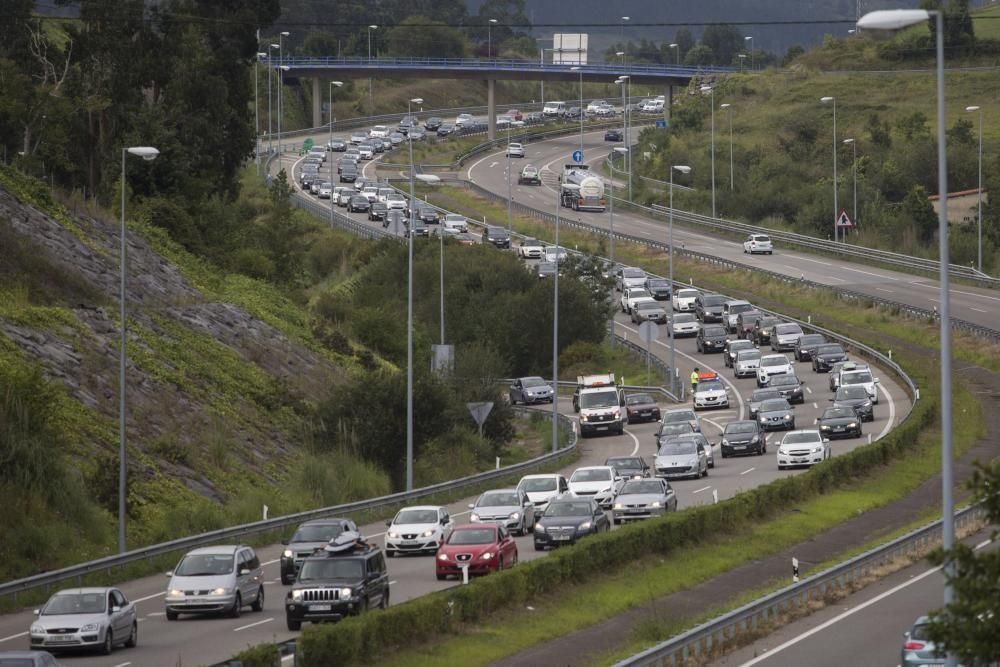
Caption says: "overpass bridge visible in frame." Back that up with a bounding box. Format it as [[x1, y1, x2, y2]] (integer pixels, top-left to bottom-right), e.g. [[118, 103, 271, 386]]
[[273, 57, 733, 139]]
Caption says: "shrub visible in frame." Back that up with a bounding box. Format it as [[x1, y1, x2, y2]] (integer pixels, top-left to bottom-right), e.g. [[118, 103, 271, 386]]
[[232, 642, 279, 667]]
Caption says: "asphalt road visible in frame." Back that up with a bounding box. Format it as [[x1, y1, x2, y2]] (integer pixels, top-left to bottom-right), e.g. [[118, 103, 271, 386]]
[[0, 125, 914, 666], [709, 529, 995, 667]]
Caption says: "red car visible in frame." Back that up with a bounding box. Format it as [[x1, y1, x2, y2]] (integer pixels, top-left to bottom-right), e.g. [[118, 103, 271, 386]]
[[435, 524, 518, 580]]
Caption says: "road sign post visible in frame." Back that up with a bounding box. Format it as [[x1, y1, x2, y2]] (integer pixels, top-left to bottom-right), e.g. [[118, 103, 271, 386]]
[[835, 208, 854, 233], [638, 321, 660, 385], [655, 119, 668, 129], [467, 401, 494, 439], [572, 149, 584, 163]]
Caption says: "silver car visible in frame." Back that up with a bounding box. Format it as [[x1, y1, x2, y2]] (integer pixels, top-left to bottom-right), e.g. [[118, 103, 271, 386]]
[[734, 349, 762, 378], [469, 489, 536, 535], [29, 588, 137, 655], [654, 438, 709, 480], [612, 478, 677, 523], [165, 545, 265, 620], [901, 616, 970, 667], [509, 376, 554, 404]]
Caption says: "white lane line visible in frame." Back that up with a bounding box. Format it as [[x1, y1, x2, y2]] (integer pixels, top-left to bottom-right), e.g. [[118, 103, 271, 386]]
[[953, 288, 1000, 302], [876, 288, 894, 293], [700, 417, 727, 436], [112, 662, 132, 667], [0, 632, 28, 643], [798, 257, 833, 266], [739, 538, 992, 667], [740, 467, 756, 475], [929, 297, 940, 303], [874, 379, 896, 442], [805, 386, 813, 394], [133, 591, 166, 603], [842, 266, 884, 278], [147, 612, 165, 617], [624, 428, 642, 456], [970, 307, 988, 313], [234, 618, 273, 632], [262, 558, 280, 566], [692, 486, 712, 494], [812, 402, 818, 410], [389, 580, 398, 585], [824, 276, 846, 283]]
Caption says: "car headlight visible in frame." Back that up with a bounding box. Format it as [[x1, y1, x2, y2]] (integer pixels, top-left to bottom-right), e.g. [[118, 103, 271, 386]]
[[580, 415, 589, 422], [282, 549, 293, 558], [820, 425, 831, 430], [578, 521, 592, 531], [480, 552, 494, 560], [613, 502, 623, 509], [210, 587, 231, 596], [650, 501, 662, 508], [612, 410, 620, 419], [437, 553, 449, 561], [470, 512, 481, 522], [421, 529, 436, 538], [751, 435, 759, 443], [509, 512, 520, 521], [534, 523, 546, 533], [79, 623, 99, 633], [30, 625, 44, 635], [292, 590, 303, 600], [849, 422, 858, 428], [812, 446, 824, 453], [387, 531, 399, 539], [168, 589, 184, 597], [340, 587, 353, 598], [760, 416, 767, 423], [785, 414, 792, 420]]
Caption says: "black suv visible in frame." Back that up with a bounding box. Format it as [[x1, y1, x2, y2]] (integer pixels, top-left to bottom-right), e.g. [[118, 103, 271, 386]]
[[482, 225, 511, 249], [285, 543, 389, 630], [280, 518, 359, 584], [694, 294, 727, 323], [696, 324, 728, 354]]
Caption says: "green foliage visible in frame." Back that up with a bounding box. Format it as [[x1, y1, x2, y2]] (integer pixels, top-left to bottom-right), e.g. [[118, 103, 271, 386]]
[[232, 643, 280, 667], [902, 186, 939, 244], [386, 16, 468, 58]]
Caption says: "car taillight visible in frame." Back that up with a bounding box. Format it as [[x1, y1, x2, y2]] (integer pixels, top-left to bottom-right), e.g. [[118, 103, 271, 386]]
[[903, 641, 926, 651]]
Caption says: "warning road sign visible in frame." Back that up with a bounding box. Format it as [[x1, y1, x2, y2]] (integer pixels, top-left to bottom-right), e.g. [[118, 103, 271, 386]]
[[836, 209, 854, 228]]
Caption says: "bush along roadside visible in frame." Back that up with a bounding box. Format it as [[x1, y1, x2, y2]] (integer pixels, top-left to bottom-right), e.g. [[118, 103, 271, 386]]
[[293, 388, 935, 666]]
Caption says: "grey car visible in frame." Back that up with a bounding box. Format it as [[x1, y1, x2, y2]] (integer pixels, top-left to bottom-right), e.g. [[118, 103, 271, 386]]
[[280, 518, 358, 584], [652, 421, 695, 449], [812, 343, 848, 372], [469, 489, 536, 536], [631, 299, 668, 324], [0, 652, 64, 666], [756, 398, 796, 431], [794, 333, 827, 361], [509, 376, 554, 405], [724, 339, 756, 368], [768, 373, 805, 404], [734, 349, 762, 378], [654, 438, 709, 479], [696, 324, 728, 353], [900, 615, 970, 667], [721, 420, 767, 457], [533, 498, 610, 550], [612, 478, 677, 523], [747, 388, 782, 420], [164, 545, 265, 620], [29, 588, 137, 656]]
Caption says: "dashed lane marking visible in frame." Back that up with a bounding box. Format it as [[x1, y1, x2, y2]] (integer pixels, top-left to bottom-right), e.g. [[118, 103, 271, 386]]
[[0, 632, 27, 643], [234, 618, 273, 632], [692, 486, 712, 494], [740, 468, 756, 475]]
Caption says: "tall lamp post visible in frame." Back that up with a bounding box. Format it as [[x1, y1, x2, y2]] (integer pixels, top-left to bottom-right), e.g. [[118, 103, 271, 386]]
[[843, 138, 857, 234], [859, 12, 952, 667], [571, 66, 584, 154], [617, 75, 630, 202], [820, 96, 838, 242], [505, 122, 513, 236], [405, 96, 423, 492], [488, 18, 498, 58], [701, 85, 716, 217], [669, 43, 679, 65], [328, 81, 343, 230], [552, 183, 568, 453], [745, 36, 754, 71], [254, 51, 265, 174], [367, 25, 378, 112], [668, 165, 691, 396], [966, 105, 983, 273], [720, 103, 734, 191], [737, 53, 747, 73], [267, 44, 278, 154], [119, 145, 159, 554], [277, 31, 289, 153]]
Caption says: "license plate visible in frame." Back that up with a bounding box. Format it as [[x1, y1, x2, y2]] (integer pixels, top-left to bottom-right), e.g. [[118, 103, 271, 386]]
[[793, 458, 807, 463], [555, 534, 572, 541], [48, 636, 75, 643], [733, 445, 746, 450], [401, 540, 417, 545], [309, 604, 332, 612], [597, 426, 608, 431], [833, 426, 845, 432], [640, 411, 651, 417], [626, 509, 644, 514]]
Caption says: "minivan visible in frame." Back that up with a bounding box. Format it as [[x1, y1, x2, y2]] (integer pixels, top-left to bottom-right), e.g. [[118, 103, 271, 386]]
[[543, 101, 566, 116], [164, 545, 264, 620]]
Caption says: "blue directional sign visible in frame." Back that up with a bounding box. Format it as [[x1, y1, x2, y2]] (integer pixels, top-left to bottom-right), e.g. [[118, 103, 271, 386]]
[[572, 150, 584, 163], [655, 119, 668, 129]]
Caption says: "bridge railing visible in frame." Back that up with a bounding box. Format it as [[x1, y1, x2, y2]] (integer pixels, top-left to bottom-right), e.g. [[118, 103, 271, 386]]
[[275, 56, 734, 76]]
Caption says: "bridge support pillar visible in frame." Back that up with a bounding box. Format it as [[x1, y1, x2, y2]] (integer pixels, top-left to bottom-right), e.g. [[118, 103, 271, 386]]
[[312, 77, 322, 129], [664, 85, 673, 123], [487, 78, 496, 141]]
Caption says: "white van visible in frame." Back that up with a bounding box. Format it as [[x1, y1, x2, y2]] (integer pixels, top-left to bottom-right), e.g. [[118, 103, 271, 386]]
[[542, 101, 566, 117]]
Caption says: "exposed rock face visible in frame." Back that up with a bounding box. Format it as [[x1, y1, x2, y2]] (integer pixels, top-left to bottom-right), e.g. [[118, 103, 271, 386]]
[[0, 187, 337, 500]]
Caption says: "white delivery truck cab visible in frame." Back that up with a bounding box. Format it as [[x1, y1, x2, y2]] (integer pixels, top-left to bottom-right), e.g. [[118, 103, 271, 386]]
[[573, 373, 625, 437], [543, 101, 566, 117]]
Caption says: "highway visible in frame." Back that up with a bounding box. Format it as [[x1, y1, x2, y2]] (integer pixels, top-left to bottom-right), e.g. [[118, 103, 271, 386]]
[[0, 123, 914, 666], [708, 530, 995, 667]]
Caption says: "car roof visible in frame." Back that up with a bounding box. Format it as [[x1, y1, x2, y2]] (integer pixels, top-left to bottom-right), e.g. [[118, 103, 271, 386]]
[[299, 518, 352, 527], [520, 473, 560, 479], [185, 545, 242, 555], [51, 586, 115, 595], [573, 466, 612, 472], [398, 505, 443, 512]]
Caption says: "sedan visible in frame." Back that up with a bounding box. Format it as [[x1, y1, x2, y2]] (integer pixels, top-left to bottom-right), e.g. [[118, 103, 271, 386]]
[[696, 324, 728, 353], [436, 524, 517, 579], [812, 343, 848, 372], [668, 313, 700, 338], [757, 398, 796, 431], [817, 406, 863, 439], [518, 166, 541, 185], [612, 478, 677, 524], [660, 408, 701, 434], [631, 300, 668, 324], [747, 388, 782, 420], [724, 339, 756, 368], [734, 349, 763, 378], [0, 652, 63, 666], [767, 373, 805, 404], [672, 288, 699, 312], [436, 123, 456, 136], [654, 438, 708, 479], [536, 261, 558, 279], [720, 420, 766, 457], [777, 429, 830, 469], [368, 201, 389, 221], [533, 498, 610, 550], [624, 393, 661, 424], [832, 385, 875, 422], [388, 132, 405, 145], [604, 128, 623, 142], [29, 588, 137, 655], [604, 456, 650, 479], [506, 142, 525, 158], [794, 333, 828, 361], [417, 207, 440, 224], [327, 139, 347, 152], [349, 132, 368, 144], [757, 354, 793, 387], [770, 323, 804, 351], [468, 489, 536, 536], [693, 377, 729, 411], [406, 219, 429, 237], [384, 505, 453, 556], [567, 466, 624, 509], [347, 195, 370, 213], [645, 278, 672, 301], [509, 376, 554, 404]]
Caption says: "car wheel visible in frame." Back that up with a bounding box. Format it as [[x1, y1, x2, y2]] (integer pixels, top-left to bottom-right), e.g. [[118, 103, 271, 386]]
[[252, 586, 264, 612], [380, 590, 390, 609], [498, 556, 505, 572], [613, 518, 621, 525], [703, 467, 709, 477], [534, 544, 545, 552], [100, 629, 113, 655], [166, 610, 178, 621], [229, 593, 242, 618], [125, 622, 138, 648], [436, 573, 446, 581], [286, 617, 301, 631]]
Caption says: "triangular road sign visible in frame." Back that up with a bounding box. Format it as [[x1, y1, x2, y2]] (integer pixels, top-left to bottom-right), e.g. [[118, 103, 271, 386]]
[[836, 208, 854, 228]]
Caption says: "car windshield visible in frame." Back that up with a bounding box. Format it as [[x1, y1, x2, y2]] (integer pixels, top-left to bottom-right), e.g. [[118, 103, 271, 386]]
[[625, 394, 653, 405], [729, 303, 753, 313], [761, 356, 787, 367], [623, 268, 645, 278], [823, 407, 856, 419], [42, 592, 106, 615], [521, 377, 548, 388], [775, 324, 802, 335], [783, 432, 821, 444], [636, 301, 660, 311], [608, 457, 642, 469], [842, 371, 873, 384], [725, 422, 758, 434], [580, 389, 619, 409], [753, 235, 771, 243], [759, 399, 791, 412], [395, 509, 438, 524], [769, 375, 798, 387], [174, 553, 235, 576], [537, 262, 557, 273], [799, 334, 825, 346], [673, 314, 696, 323], [838, 386, 869, 400], [545, 502, 592, 517], [698, 379, 725, 392], [621, 481, 663, 495], [628, 290, 650, 299], [658, 441, 696, 456], [448, 528, 496, 545], [518, 478, 556, 492], [910, 623, 932, 641], [298, 559, 364, 580], [571, 469, 612, 482], [702, 295, 726, 306], [479, 492, 519, 507], [659, 423, 693, 436], [752, 389, 780, 401], [703, 326, 726, 336], [817, 345, 845, 355], [291, 525, 343, 543], [664, 410, 695, 424], [738, 350, 762, 361], [647, 280, 670, 289], [760, 318, 779, 327], [677, 289, 699, 298], [522, 238, 540, 246]]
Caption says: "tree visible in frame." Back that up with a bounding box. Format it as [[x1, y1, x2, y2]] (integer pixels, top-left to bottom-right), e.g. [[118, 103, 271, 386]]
[[866, 113, 892, 150], [947, 118, 975, 146], [684, 43, 715, 66], [923, 462, 1000, 664], [896, 111, 930, 141], [473, 0, 530, 48], [701, 24, 744, 65], [385, 15, 468, 58], [782, 45, 805, 66], [674, 28, 695, 61], [260, 170, 308, 284], [901, 185, 939, 244]]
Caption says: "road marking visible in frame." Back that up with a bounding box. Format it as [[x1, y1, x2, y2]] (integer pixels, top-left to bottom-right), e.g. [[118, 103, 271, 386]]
[[805, 386, 812, 394], [798, 257, 832, 266], [234, 618, 273, 632], [740, 467, 756, 475], [692, 486, 711, 494], [929, 297, 940, 303], [0, 632, 27, 643], [624, 428, 642, 456], [812, 402, 818, 409], [262, 558, 280, 566], [489, 161, 498, 168], [147, 612, 165, 617], [389, 580, 398, 585], [112, 662, 132, 667], [824, 275, 846, 283], [874, 380, 896, 442], [738, 538, 992, 667], [699, 417, 728, 436], [953, 288, 1000, 302], [876, 287, 894, 293], [133, 591, 166, 603], [843, 266, 884, 278], [970, 307, 988, 313]]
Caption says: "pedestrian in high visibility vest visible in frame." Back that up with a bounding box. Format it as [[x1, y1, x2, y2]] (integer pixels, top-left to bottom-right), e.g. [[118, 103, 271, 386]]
[[690, 368, 700, 397]]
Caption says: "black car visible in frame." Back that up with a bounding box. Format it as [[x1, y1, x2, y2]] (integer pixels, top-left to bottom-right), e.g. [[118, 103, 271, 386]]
[[832, 385, 874, 422], [406, 219, 429, 237], [604, 128, 623, 142], [368, 201, 388, 221], [437, 123, 456, 136], [756, 398, 796, 431], [533, 498, 609, 551], [384, 209, 407, 231], [280, 518, 359, 584], [720, 420, 766, 457], [752, 316, 781, 346], [284, 543, 389, 630], [794, 333, 828, 361], [604, 456, 650, 479], [348, 195, 370, 212], [482, 225, 511, 249], [812, 343, 848, 372], [747, 388, 782, 420], [817, 406, 863, 439], [424, 117, 442, 131], [724, 339, 756, 368], [339, 164, 358, 183], [417, 206, 440, 224], [645, 278, 672, 301], [695, 294, 727, 323], [767, 373, 805, 404], [696, 324, 728, 354], [328, 139, 347, 152], [623, 393, 661, 424]]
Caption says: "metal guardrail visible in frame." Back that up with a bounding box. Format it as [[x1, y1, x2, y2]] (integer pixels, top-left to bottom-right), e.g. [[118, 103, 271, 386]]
[[0, 405, 576, 601], [612, 503, 986, 667]]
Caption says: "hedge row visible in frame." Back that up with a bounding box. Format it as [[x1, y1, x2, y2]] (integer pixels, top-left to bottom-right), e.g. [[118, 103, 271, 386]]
[[296, 383, 936, 666]]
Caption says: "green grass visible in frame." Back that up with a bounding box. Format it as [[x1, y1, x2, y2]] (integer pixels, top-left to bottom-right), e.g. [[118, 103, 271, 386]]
[[973, 2, 1000, 40]]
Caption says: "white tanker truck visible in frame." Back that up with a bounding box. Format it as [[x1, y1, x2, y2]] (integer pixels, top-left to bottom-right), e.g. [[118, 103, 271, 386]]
[[559, 164, 607, 212]]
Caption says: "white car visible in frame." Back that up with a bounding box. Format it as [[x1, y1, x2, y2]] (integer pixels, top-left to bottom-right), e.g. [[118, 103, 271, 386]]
[[337, 190, 353, 207], [377, 187, 395, 203], [567, 466, 625, 509], [838, 363, 880, 404], [455, 113, 474, 126], [385, 193, 408, 210], [516, 474, 569, 513], [672, 288, 700, 312], [771, 322, 804, 351], [317, 182, 333, 199], [543, 245, 568, 264], [384, 505, 453, 556], [777, 430, 830, 469], [642, 99, 665, 113], [743, 234, 774, 254], [517, 237, 545, 259], [757, 354, 794, 387], [308, 150, 326, 163], [361, 186, 379, 203], [621, 287, 654, 314], [668, 313, 700, 337], [586, 99, 608, 113], [369, 125, 389, 138], [349, 132, 368, 144], [443, 214, 469, 233], [734, 349, 763, 378], [693, 376, 730, 411], [357, 145, 374, 160], [506, 142, 525, 158]]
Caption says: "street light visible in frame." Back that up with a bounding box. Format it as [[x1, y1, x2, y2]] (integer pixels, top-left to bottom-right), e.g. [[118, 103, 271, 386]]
[[571, 66, 584, 154], [737, 53, 747, 73], [505, 122, 513, 236], [278, 32, 289, 153], [609, 143, 629, 349], [720, 103, 734, 191], [744, 36, 754, 71], [966, 105, 983, 273], [820, 96, 838, 242], [368, 25, 378, 112], [405, 96, 423, 492], [843, 138, 857, 234], [859, 11, 953, 667], [669, 43, 679, 65], [328, 81, 343, 230], [267, 44, 279, 154], [119, 145, 159, 554], [488, 18, 498, 58], [669, 165, 691, 396], [254, 51, 266, 174], [701, 85, 716, 217], [617, 75, 631, 202]]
